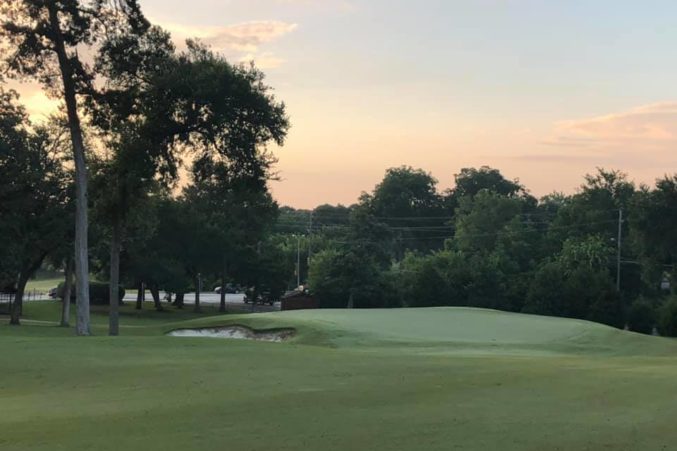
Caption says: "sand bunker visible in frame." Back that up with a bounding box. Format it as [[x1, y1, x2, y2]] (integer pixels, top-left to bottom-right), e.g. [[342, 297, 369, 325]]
[[168, 325, 295, 343]]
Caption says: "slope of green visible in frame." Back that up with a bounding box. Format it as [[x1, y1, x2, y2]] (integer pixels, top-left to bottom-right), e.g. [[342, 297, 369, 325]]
[[2, 305, 677, 450], [175, 307, 677, 356]]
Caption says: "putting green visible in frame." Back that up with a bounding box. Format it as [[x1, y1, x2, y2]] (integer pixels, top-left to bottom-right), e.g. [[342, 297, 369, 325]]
[[178, 307, 677, 356]]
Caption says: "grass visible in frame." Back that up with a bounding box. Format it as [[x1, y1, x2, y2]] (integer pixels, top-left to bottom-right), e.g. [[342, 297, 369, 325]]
[[24, 277, 62, 292], [2, 303, 677, 450]]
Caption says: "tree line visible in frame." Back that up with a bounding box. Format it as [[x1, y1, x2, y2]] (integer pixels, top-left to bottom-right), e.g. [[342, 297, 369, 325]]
[[278, 166, 677, 336]]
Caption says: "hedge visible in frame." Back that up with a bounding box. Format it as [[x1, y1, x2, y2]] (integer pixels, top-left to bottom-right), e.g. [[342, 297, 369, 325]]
[[56, 282, 125, 305]]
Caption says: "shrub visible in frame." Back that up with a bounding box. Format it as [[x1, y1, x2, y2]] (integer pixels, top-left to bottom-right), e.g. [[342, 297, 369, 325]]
[[56, 282, 125, 305], [523, 261, 568, 317], [309, 249, 397, 309], [657, 298, 677, 337], [627, 298, 656, 335]]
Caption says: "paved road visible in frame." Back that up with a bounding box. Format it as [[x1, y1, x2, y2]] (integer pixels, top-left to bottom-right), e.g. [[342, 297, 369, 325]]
[[124, 291, 281, 312], [122, 291, 247, 305], [19, 291, 279, 312]]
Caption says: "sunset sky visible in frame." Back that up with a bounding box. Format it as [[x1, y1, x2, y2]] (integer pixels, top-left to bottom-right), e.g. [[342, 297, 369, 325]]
[[12, 0, 677, 208]]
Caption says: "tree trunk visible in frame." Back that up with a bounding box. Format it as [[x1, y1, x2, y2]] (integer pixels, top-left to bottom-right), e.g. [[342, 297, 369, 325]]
[[219, 268, 227, 313], [109, 216, 122, 336], [150, 284, 163, 311], [10, 255, 47, 325], [175, 292, 184, 309], [9, 273, 29, 326], [136, 282, 144, 310], [194, 276, 201, 313], [60, 257, 74, 327], [48, 3, 91, 336]]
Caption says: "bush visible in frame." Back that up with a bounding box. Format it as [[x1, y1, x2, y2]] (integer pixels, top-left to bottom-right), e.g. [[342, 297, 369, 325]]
[[627, 298, 656, 335], [309, 249, 397, 309], [657, 298, 677, 337], [56, 282, 125, 305], [523, 261, 568, 317]]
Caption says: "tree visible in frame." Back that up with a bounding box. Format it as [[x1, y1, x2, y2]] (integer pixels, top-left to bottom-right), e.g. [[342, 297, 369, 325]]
[[309, 248, 395, 309], [184, 158, 279, 313], [0, 90, 70, 325], [547, 168, 637, 298], [627, 298, 655, 335], [630, 176, 677, 292], [657, 298, 677, 337], [524, 236, 621, 326], [120, 195, 191, 311], [313, 204, 352, 229], [451, 166, 526, 199], [88, 25, 175, 333], [361, 166, 446, 255], [1, 0, 149, 335], [398, 250, 469, 308], [452, 190, 528, 254], [88, 27, 288, 331]]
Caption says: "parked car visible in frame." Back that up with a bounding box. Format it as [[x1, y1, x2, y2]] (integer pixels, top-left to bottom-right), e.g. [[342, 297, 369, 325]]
[[48, 287, 58, 299], [243, 289, 276, 306], [214, 284, 240, 294]]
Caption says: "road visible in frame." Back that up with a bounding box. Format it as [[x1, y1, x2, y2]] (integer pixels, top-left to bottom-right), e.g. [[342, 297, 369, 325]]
[[122, 291, 246, 305], [123, 291, 281, 312], [18, 291, 279, 312]]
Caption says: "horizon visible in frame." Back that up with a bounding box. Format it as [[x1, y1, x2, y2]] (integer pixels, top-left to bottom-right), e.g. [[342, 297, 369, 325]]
[[11, 0, 677, 209]]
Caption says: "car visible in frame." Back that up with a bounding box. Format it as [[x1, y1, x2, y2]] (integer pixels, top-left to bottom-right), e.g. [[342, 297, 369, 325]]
[[48, 287, 58, 299], [214, 284, 240, 294], [243, 290, 277, 306]]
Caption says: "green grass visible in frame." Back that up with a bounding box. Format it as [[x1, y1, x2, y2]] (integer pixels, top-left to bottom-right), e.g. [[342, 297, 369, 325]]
[[24, 277, 62, 292], [2, 304, 677, 450]]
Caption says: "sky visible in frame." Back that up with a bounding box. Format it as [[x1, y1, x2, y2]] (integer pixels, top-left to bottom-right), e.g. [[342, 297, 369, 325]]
[[12, 0, 677, 208]]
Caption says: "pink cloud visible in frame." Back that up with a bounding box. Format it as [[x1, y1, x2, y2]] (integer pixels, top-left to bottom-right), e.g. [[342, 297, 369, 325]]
[[555, 102, 677, 143]]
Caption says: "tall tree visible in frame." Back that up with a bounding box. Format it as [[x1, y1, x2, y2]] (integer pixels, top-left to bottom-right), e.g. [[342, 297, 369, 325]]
[[88, 26, 173, 334], [361, 166, 446, 255], [451, 166, 526, 200], [0, 90, 71, 325], [630, 176, 677, 291], [89, 33, 288, 331], [1, 0, 149, 335], [185, 158, 279, 313]]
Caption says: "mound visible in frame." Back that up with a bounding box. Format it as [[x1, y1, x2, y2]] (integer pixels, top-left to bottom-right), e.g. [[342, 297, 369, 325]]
[[185, 307, 677, 356]]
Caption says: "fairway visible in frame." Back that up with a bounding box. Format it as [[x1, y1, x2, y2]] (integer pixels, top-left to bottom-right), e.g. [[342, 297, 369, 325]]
[[2, 304, 677, 450]]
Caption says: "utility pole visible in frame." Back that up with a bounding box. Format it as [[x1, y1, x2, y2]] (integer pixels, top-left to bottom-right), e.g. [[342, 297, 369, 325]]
[[252, 241, 261, 313], [616, 208, 623, 291], [296, 235, 301, 288], [307, 211, 313, 264]]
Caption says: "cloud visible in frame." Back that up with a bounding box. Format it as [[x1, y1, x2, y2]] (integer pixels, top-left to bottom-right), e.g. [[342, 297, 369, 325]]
[[238, 52, 287, 69], [163, 19, 296, 51], [553, 102, 677, 145], [160, 19, 297, 69], [274, 0, 356, 11], [529, 102, 677, 172], [509, 153, 602, 163]]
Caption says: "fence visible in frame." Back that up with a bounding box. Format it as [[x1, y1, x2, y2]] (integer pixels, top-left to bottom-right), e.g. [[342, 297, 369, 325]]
[[0, 290, 50, 314], [0, 292, 13, 314], [22, 290, 49, 302]]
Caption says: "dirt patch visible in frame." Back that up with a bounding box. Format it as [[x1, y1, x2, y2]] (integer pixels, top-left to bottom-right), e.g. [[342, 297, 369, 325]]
[[167, 325, 295, 343]]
